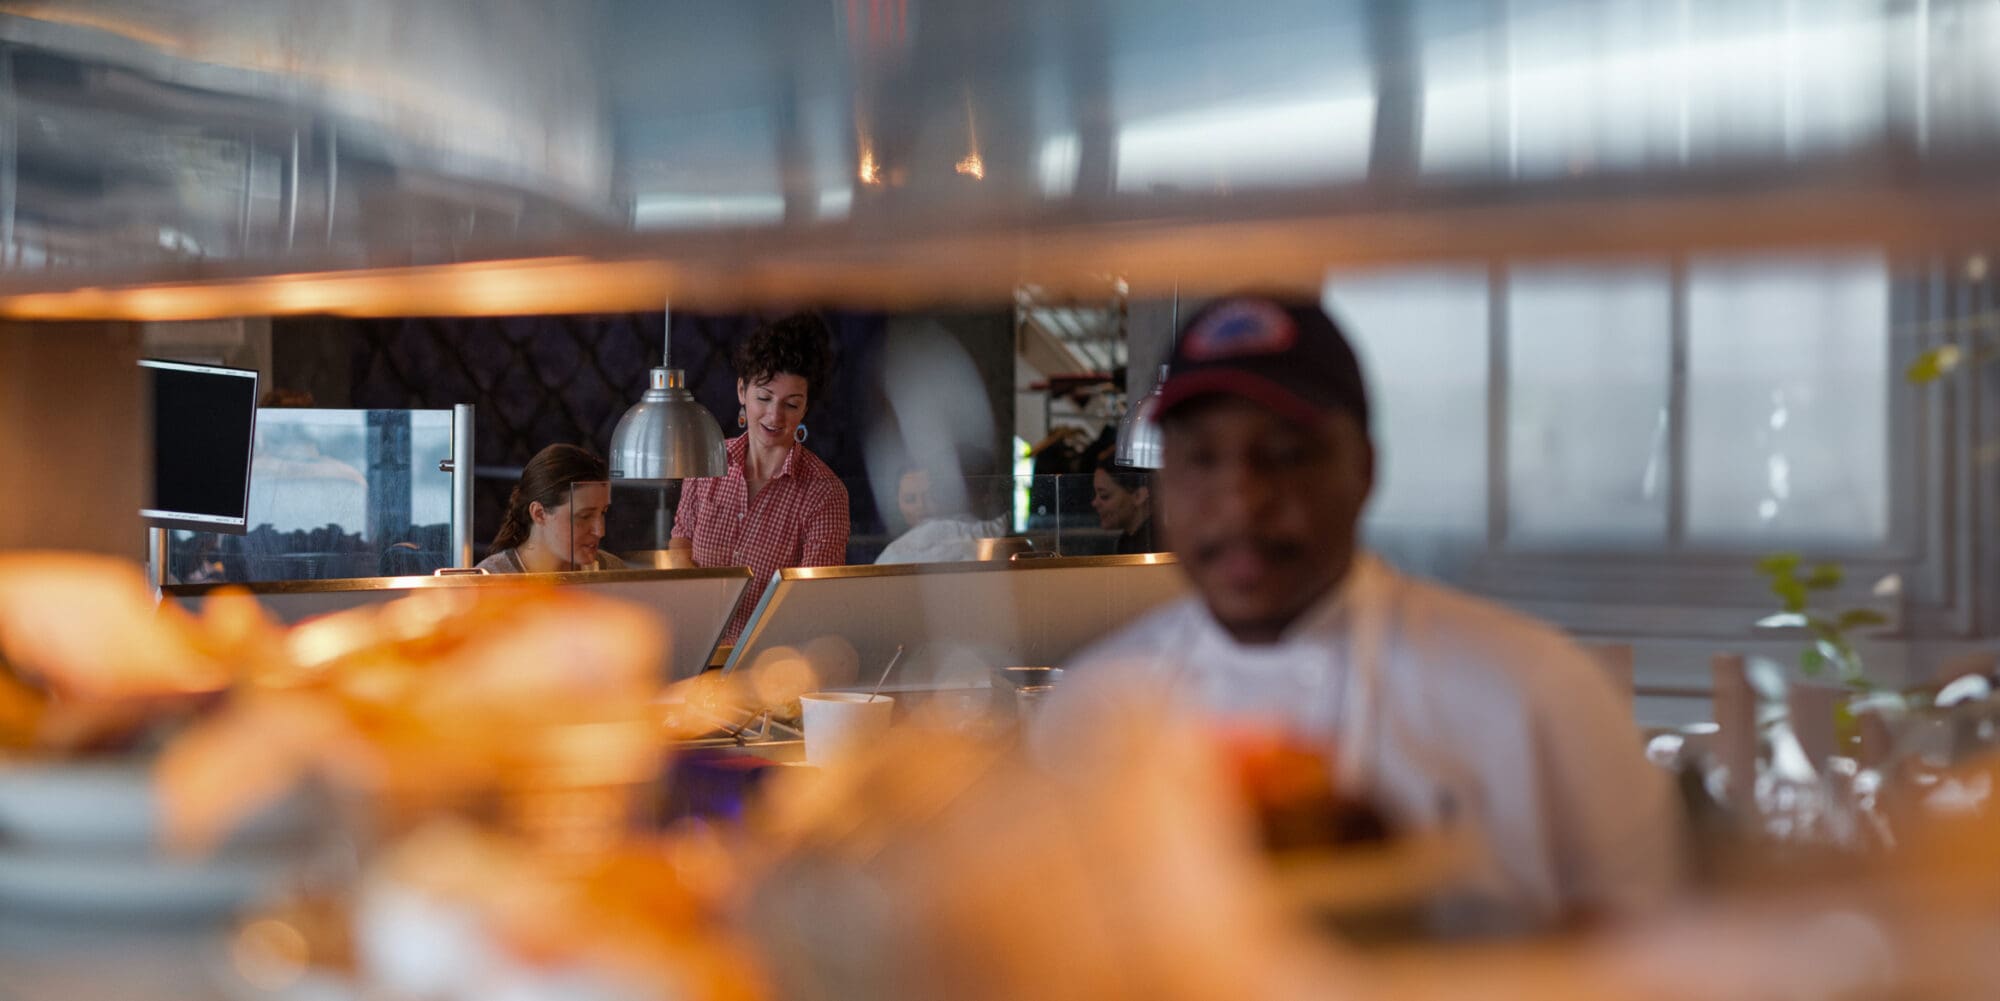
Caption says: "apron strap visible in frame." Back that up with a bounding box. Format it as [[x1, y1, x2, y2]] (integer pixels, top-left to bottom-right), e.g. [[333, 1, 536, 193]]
[[1334, 557, 1392, 794]]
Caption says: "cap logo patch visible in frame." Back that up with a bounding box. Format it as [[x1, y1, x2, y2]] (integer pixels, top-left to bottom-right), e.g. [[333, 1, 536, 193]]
[[1182, 300, 1296, 360]]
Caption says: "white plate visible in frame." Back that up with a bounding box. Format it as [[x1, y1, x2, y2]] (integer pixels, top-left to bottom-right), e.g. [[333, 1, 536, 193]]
[[0, 757, 318, 851], [0, 844, 298, 918]]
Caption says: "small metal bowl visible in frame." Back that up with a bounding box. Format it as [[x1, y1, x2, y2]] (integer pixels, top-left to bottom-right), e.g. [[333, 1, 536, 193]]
[[971, 537, 1034, 561], [993, 666, 1063, 691]]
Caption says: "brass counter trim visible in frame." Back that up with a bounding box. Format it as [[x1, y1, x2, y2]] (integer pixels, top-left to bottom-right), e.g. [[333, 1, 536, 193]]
[[773, 552, 1177, 583], [163, 564, 752, 598]]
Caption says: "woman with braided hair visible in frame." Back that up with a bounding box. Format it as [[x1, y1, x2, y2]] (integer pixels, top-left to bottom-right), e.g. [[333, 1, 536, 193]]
[[477, 444, 628, 573]]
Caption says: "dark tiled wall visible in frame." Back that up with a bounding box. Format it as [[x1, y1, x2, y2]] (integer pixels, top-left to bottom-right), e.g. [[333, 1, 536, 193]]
[[274, 309, 1013, 557]]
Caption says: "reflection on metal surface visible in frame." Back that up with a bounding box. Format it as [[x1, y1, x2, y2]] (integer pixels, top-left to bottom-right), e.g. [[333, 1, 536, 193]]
[[449, 404, 474, 569], [2, 1, 2000, 308], [775, 551, 1177, 582], [1113, 286, 1173, 469], [0, 0, 613, 272], [1113, 367, 1166, 470], [722, 552, 1187, 683], [163, 564, 754, 681], [161, 564, 750, 598], [607, 364, 730, 481]]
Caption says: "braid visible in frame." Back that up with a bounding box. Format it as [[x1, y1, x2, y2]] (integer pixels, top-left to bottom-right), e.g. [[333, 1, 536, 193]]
[[488, 444, 608, 554], [490, 485, 531, 551]]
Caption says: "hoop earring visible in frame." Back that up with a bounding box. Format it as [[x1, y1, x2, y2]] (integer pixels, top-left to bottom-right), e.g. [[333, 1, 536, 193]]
[[737, 406, 747, 429], [794, 425, 808, 444]]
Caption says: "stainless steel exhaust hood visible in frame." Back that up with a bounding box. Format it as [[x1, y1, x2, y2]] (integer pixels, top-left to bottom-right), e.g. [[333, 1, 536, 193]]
[[4, 0, 2000, 316]]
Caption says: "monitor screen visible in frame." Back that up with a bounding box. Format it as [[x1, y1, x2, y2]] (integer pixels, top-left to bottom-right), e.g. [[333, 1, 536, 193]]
[[141, 359, 260, 534]]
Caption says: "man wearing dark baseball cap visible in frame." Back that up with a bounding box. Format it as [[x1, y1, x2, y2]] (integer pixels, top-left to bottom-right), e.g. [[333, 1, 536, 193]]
[[1062, 293, 1682, 930]]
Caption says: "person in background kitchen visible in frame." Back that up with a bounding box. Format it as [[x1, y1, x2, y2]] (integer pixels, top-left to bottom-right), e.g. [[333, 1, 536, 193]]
[[1090, 447, 1157, 555], [478, 443, 627, 573], [1054, 294, 1683, 932], [876, 450, 1013, 565], [668, 313, 850, 639], [892, 462, 936, 533]]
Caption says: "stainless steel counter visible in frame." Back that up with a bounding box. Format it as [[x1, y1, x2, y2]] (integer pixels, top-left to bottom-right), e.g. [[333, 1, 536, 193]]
[[0, 915, 238, 1001]]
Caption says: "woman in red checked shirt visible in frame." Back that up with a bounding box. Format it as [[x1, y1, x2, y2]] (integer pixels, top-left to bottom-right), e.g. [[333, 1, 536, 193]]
[[666, 313, 850, 640]]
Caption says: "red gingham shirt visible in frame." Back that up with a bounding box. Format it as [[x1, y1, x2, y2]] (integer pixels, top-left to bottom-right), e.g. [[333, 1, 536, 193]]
[[674, 434, 850, 640]]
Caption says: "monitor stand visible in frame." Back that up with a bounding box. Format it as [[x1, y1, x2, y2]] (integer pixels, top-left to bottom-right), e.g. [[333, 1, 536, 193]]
[[147, 526, 170, 593]]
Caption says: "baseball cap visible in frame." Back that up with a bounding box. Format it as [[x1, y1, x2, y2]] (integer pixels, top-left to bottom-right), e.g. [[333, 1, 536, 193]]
[[1155, 294, 1371, 431]]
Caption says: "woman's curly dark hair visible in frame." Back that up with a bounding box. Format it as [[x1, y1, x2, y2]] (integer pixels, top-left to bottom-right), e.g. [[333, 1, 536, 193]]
[[734, 312, 835, 402]]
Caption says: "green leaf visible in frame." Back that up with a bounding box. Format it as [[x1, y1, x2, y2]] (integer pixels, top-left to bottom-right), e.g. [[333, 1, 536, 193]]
[[1804, 563, 1844, 590], [1906, 345, 1963, 384], [1804, 616, 1840, 640], [1772, 577, 1809, 613], [1801, 646, 1827, 676], [1756, 553, 1803, 576], [1837, 608, 1888, 630]]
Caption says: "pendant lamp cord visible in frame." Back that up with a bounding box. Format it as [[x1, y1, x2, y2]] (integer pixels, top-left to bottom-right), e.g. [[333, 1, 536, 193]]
[[661, 297, 672, 369]]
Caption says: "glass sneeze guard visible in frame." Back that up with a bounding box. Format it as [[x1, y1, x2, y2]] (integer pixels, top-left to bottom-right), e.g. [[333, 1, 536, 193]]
[[168, 408, 458, 583]]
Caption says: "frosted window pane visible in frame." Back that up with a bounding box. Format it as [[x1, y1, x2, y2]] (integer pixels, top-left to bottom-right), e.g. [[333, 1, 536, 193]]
[[1685, 254, 1889, 545], [1324, 269, 1489, 536], [1506, 266, 1672, 544]]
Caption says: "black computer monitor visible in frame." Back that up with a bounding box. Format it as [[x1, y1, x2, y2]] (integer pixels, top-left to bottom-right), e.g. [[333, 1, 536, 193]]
[[141, 359, 260, 534]]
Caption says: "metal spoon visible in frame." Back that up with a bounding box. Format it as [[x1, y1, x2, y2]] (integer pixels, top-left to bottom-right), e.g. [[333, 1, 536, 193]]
[[868, 645, 905, 702]]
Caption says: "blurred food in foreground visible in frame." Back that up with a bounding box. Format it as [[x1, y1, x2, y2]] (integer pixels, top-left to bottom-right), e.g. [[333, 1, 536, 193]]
[[1218, 728, 1391, 852], [156, 583, 663, 852], [742, 710, 1354, 1001], [353, 819, 766, 1001], [0, 552, 242, 752]]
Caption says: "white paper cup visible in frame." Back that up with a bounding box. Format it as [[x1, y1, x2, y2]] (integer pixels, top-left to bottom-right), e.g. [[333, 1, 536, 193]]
[[800, 692, 895, 766]]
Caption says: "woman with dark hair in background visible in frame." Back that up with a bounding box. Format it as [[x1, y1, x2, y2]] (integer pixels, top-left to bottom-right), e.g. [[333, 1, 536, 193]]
[[668, 313, 850, 638], [1092, 449, 1157, 555], [478, 443, 627, 573]]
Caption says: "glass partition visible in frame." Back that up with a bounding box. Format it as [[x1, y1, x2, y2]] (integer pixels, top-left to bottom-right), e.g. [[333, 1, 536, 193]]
[[721, 556, 1189, 694], [868, 473, 1055, 564], [601, 480, 683, 570], [589, 472, 1168, 573], [165, 568, 752, 683], [166, 408, 456, 583]]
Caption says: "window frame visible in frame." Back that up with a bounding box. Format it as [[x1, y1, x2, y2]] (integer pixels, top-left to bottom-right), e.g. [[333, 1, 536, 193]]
[[1350, 252, 1974, 640]]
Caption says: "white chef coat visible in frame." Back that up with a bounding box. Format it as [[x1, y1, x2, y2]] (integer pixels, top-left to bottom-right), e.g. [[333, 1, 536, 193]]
[[1057, 553, 1683, 929], [874, 514, 1012, 565]]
